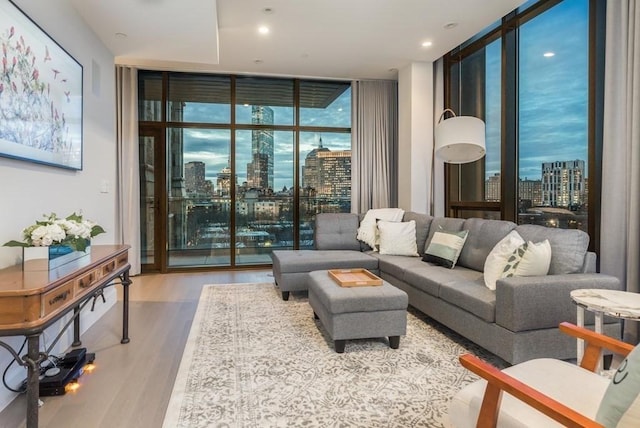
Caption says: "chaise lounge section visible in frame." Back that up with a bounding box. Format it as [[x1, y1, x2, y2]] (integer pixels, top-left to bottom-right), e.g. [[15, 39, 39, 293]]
[[271, 212, 621, 364]]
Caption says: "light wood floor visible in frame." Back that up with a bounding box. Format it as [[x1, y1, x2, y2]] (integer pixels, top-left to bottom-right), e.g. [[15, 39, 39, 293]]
[[0, 269, 274, 428]]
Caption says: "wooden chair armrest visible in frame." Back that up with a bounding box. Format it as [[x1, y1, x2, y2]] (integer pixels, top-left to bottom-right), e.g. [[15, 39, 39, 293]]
[[559, 322, 634, 372], [459, 354, 604, 428]]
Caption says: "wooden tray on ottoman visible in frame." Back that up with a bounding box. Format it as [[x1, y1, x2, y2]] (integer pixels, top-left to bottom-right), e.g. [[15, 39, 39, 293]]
[[328, 269, 383, 287]]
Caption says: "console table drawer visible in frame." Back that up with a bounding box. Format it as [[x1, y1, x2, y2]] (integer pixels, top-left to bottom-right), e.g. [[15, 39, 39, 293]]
[[75, 269, 100, 294], [42, 281, 74, 317]]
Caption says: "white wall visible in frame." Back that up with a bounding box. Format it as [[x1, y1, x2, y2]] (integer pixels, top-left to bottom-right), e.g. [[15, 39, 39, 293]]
[[0, 0, 117, 412], [398, 62, 433, 214]]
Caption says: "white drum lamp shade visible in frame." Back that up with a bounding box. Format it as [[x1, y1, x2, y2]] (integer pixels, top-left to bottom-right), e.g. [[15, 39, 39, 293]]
[[434, 113, 486, 164]]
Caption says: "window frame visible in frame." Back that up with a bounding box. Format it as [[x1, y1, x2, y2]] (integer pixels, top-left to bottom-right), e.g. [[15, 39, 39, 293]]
[[138, 72, 352, 272], [442, 0, 604, 253]]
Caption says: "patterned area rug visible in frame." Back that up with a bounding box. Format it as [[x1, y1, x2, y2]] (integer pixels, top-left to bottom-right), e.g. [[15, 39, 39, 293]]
[[162, 283, 505, 428]]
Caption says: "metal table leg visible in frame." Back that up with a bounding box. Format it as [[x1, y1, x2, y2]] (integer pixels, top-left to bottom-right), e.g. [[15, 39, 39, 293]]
[[121, 269, 131, 344], [25, 334, 40, 428]]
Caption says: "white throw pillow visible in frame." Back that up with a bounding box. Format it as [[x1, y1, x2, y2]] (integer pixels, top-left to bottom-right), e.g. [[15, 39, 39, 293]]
[[356, 208, 405, 251], [483, 230, 525, 290], [515, 239, 552, 276], [377, 220, 419, 257]]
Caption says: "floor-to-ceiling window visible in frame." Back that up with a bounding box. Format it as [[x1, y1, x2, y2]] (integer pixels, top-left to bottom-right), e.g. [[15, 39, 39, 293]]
[[138, 72, 351, 271], [443, 0, 603, 251]]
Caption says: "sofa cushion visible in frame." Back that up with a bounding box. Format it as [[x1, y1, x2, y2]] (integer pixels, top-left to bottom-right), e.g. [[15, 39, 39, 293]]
[[402, 212, 433, 256], [439, 280, 496, 323], [314, 213, 361, 251], [404, 265, 483, 298], [377, 220, 419, 256], [271, 250, 378, 274], [458, 218, 517, 272], [372, 253, 426, 281], [514, 224, 589, 274]]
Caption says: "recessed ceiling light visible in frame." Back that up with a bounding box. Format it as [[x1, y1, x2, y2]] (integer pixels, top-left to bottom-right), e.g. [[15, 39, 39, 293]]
[[258, 26, 270, 35], [444, 22, 458, 30], [544, 52, 555, 57], [421, 41, 433, 48]]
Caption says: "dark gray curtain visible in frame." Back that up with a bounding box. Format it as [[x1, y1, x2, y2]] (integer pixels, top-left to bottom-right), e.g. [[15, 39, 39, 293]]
[[600, 0, 640, 343], [351, 80, 399, 213]]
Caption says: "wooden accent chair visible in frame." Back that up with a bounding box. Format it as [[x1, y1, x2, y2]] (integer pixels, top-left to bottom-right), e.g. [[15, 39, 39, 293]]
[[449, 322, 635, 427]]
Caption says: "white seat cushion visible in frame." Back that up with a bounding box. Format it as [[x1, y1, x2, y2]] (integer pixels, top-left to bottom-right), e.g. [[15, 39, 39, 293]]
[[449, 358, 610, 428]]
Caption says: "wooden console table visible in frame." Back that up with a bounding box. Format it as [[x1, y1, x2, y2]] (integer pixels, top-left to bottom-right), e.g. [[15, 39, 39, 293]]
[[0, 244, 131, 428]]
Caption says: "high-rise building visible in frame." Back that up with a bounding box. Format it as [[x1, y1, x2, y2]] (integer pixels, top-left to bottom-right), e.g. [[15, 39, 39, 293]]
[[246, 106, 274, 190], [485, 173, 501, 201], [519, 178, 543, 207], [216, 164, 234, 197], [541, 160, 585, 207], [302, 137, 330, 190], [317, 150, 351, 198], [185, 161, 206, 194], [302, 137, 351, 198]]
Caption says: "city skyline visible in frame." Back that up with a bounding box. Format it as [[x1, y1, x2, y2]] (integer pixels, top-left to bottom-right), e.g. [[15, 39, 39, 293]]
[[181, 87, 351, 190]]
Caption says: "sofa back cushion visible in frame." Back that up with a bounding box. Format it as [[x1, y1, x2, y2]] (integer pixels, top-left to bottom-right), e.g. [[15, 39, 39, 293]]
[[402, 212, 433, 256], [314, 213, 361, 251], [514, 224, 589, 274], [458, 218, 517, 272]]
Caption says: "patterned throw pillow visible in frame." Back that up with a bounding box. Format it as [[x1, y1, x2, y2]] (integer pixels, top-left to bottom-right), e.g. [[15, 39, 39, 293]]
[[484, 230, 526, 290], [422, 230, 469, 269], [596, 344, 640, 427], [501, 242, 528, 278]]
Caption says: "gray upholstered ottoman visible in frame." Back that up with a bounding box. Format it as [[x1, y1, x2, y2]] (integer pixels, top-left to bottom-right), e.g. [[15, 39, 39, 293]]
[[308, 270, 408, 353], [271, 250, 379, 301]]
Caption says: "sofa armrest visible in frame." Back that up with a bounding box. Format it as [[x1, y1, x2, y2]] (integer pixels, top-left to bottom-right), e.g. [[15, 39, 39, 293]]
[[495, 274, 621, 332]]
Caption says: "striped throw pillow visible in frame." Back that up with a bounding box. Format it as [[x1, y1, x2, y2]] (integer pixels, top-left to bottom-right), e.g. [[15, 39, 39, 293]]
[[422, 230, 469, 269]]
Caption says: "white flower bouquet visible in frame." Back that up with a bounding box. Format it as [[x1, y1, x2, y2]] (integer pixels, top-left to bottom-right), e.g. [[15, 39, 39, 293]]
[[4, 213, 105, 252]]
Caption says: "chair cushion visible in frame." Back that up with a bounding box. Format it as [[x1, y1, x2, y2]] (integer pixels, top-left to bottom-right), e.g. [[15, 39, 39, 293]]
[[449, 358, 610, 428], [596, 344, 640, 427]]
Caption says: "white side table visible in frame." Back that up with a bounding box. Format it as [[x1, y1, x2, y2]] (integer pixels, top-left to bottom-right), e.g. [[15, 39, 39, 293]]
[[570, 289, 640, 368]]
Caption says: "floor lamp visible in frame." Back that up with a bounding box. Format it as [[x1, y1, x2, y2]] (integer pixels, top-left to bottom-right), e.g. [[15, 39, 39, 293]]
[[431, 108, 486, 214]]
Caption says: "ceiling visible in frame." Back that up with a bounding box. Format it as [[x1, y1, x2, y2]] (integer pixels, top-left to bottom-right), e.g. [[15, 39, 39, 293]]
[[69, 0, 526, 80]]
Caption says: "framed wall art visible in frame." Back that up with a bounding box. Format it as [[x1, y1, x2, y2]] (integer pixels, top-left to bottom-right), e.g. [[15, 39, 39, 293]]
[[0, 1, 83, 170]]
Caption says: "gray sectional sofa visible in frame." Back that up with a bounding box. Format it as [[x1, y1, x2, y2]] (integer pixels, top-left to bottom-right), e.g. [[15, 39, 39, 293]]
[[271, 212, 622, 364]]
